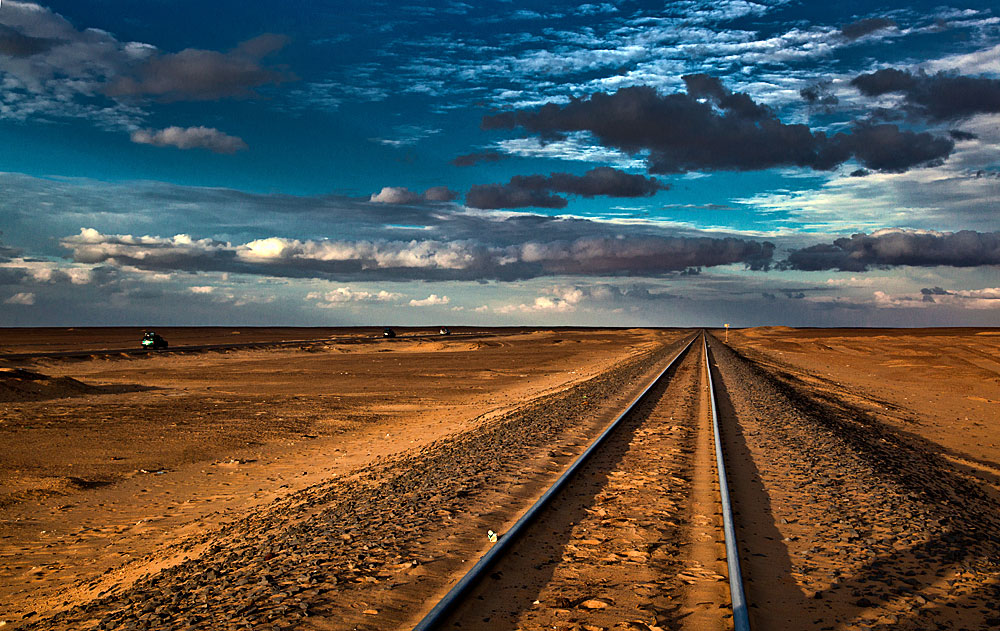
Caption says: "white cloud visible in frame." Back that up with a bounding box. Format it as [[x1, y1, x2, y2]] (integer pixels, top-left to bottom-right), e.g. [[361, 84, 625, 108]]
[[409, 293, 449, 306], [306, 286, 402, 306], [496, 285, 586, 313], [63, 228, 231, 265], [370, 186, 421, 204], [131, 126, 248, 154], [237, 236, 485, 270], [189, 285, 214, 294], [873, 287, 1000, 309], [824, 276, 881, 287], [496, 134, 646, 168], [923, 42, 1000, 75], [369, 186, 458, 204], [4, 291, 35, 305]]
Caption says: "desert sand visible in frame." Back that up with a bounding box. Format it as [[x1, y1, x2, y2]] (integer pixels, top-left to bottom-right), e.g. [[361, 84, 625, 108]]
[[1, 327, 999, 630]]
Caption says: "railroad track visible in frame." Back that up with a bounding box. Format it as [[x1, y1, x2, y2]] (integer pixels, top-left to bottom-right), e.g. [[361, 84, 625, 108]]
[[412, 330, 750, 631]]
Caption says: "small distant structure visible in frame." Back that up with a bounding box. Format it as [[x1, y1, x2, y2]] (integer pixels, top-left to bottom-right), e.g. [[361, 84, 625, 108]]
[[383, 327, 396, 338], [141, 331, 168, 350], [724, 323, 730, 342]]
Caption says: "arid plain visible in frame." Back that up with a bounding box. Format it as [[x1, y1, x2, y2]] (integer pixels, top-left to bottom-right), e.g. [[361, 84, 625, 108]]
[[1, 327, 999, 630]]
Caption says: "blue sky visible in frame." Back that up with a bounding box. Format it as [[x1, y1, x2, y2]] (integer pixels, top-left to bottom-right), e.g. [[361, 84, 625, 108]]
[[1, 0, 998, 326]]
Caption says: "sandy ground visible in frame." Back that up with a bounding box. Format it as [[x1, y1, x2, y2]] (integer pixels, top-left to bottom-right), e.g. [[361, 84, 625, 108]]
[[2, 326, 1000, 630], [717, 328, 1000, 630], [0, 327, 681, 627], [724, 327, 1000, 481], [0, 327, 488, 355]]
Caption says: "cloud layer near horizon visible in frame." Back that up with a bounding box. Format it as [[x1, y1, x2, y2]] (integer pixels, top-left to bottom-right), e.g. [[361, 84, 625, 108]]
[[785, 228, 1000, 271], [60, 227, 775, 281]]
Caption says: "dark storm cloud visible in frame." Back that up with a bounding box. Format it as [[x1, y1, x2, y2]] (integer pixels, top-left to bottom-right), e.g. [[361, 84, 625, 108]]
[[465, 184, 568, 209], [800, 82, 839, 106], [466, 167, 667, 209], [106, 34, 294, 101], [851, 69, 1000, 121], [921, 286, 951, 302], [841, 124, 953, 173], [451, 151, 510, 167], [949, 130, 977, 141], [840, 17, 897, 40], [423, 186, 460, 202], [0, 24, 58, 57], [484, 77, 953, 174], [0, 240, 22, 262], [784, 229, 1000, 271]]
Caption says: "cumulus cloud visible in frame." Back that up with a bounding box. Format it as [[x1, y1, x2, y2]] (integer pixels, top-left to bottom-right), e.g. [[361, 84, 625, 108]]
[[409, 294, 449, 306], [0, 257, 113, 286], [370, 186, 459, 203], [784, 228, 1000, 271], [851, 69, 1000, 121], [106, 34, 293, 101], [61, 228, 775, 281], [497, 294, 579, 314], [466, 167, 667, 209], [130, 126, 248, 153], [494, 282, 680, 314], [370, 186, 421, 204], [62, 228, 234, 271], [306, 287, 403, 306], [4, 291, 35, 305], [484, 76, 953, 174]]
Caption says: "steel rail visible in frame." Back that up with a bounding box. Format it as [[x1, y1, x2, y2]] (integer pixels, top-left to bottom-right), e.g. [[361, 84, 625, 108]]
[[412, 333, 699, 631], [704, 332, 752, 631]]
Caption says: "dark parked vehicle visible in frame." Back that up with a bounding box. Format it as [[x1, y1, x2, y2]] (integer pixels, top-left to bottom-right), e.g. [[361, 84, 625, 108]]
[[141, 331, 168, 350], [382, 328, 396, 338], [438, 327, 451, 335]]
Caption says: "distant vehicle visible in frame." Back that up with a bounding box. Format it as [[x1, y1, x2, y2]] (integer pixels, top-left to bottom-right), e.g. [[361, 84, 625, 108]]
[[439, 327, 451, 335], [382, 328, 396, 338], [141, 331, 168, 350]]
